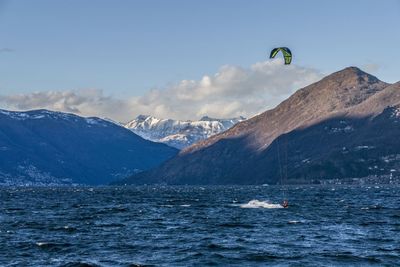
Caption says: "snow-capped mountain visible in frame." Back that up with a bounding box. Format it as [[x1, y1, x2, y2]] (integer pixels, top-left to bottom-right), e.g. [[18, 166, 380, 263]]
[[124, 115, 245, 149]]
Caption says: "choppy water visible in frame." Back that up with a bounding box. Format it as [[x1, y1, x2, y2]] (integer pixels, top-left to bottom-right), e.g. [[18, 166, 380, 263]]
[[0, 185, 399, 266]]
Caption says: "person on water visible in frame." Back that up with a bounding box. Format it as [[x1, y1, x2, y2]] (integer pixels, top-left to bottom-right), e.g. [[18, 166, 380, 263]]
[[282, 200, 289, 208]]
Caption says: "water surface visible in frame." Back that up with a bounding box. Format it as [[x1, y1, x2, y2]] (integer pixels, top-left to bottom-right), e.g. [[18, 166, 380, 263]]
[[0, 185, 399, 266]]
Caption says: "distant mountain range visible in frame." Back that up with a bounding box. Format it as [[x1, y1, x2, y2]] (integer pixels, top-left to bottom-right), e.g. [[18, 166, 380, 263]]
[[0, 109, 177, 185], [118, 67, 400, 185], [124, 115, 245, 149]]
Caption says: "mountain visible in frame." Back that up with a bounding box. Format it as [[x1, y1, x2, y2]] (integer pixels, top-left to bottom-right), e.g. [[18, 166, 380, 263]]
[[124, 115, 245, 149], [0, 109, 178, 185], [118, 67, 400, 185]]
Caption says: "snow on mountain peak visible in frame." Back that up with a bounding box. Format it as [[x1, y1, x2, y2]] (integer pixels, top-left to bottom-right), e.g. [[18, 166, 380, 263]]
[[0, 109, 112, 128], [124, 115, 245, 149], [0, 109, 78, 121]]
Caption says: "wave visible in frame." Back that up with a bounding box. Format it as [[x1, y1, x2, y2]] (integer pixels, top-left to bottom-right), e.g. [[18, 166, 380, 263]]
[[239, 200, 283, 209]]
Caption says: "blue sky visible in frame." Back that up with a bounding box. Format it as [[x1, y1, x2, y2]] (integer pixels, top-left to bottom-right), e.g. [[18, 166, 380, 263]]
[[0, 0, 399, 120]]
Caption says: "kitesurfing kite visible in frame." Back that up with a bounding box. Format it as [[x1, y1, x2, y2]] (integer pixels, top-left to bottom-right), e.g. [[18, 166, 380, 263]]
[[270, 47, 292, 65], [270, 46, 293, 207]]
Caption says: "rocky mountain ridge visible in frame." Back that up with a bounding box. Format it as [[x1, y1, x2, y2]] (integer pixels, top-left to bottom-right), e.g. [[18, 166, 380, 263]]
[[119, 67, 400, 185], [0, 109, 178, 185]]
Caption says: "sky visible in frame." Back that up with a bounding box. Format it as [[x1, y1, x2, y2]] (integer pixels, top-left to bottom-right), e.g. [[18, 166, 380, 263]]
[[0, 0, 399, 121]]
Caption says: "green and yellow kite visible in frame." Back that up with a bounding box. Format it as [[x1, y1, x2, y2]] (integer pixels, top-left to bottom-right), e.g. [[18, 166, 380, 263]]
[[270, 47, 292, 65]]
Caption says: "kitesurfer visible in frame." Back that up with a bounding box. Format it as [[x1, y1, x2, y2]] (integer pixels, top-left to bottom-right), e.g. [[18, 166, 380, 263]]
[[270, 47, 292, 207]]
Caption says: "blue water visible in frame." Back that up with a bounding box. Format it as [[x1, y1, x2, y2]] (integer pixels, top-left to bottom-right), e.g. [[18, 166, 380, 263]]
[[0, 185, 399, 266]]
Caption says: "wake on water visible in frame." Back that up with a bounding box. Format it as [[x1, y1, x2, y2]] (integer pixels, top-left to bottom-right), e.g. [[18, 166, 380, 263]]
[[239, 199, 283, 209]]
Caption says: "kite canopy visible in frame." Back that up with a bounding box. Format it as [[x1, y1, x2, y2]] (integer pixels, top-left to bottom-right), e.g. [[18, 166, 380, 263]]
[[270, 47, 292, 65]]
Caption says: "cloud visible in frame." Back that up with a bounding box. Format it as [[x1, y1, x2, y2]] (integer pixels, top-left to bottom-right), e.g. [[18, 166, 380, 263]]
[[361, 63, 380, 73], [0, 48, 14, 53], [0, 59, 322, 122], [0, 89, 133, 122], [130, 59, 322, 120]]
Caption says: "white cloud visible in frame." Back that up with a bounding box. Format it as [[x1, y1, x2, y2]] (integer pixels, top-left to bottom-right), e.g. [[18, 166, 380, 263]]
[[0, 59, 322, 122], [361, 63, 380, 73], [129, 59, 322, 120], [0, 89, 133, 122]]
